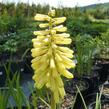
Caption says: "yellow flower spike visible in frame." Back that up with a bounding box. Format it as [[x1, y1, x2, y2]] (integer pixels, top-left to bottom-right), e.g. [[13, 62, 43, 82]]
[[34, 14, 50, 21], [53, 17, 66, 25], [31, 9, 75, 107]]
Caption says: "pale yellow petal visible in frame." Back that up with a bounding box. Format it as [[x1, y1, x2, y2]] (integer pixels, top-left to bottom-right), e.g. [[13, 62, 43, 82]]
[[54, 90, 59, 103], [58, 87, 66, 98], [50, 57, 55, 68], [51, 68, 58, 77], [55, 76, 64, 87], [55, 53, 62, 61]]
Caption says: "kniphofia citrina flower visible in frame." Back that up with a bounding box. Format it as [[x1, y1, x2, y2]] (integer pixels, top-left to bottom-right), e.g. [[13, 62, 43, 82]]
[[31, 10, 75, 104]]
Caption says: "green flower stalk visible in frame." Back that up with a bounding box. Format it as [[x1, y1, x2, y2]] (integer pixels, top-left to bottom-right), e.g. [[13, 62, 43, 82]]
[[31, 10, 75, 108]]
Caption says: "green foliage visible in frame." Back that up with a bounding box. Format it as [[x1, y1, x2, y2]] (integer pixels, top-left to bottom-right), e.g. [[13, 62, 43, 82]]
[[0, 28, 34, 57], [8, 74, 30, 109], [86, 22, 108, 36], [94, 29, 109, 59], [0, 10, 11, 34], [2, 64, 31, 109], [0, 7, 28, 35], [28, 84, 50, 109], [0, 2, 108, 57], [67, 16, 108, 37], [0, 88, 10, 109], [3, 39, 18, 53], [75, 34, 96, 76]]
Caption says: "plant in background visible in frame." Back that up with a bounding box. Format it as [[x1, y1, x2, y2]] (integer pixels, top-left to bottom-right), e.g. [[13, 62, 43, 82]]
[[0, 64, 30, 109], [95, 29, 109, 59], [75, 34, 95, 76], [28, 83, 51, 109], [9, 73, 30, 109], [3, 39, 18, 54], [31, 10, 75, 109], [0, 44, 3, 54], [0, 88, 10, 109]]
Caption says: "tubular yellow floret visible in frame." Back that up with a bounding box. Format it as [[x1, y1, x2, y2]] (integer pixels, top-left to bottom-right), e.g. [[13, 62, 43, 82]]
[[48, 10, 55, 17], [54, 33, 70, 38], [34, 14, 50, 21], [34, 30, 50, 36], [53, 25, 67, 32], [53, 17, 66, 25], [39, 23, 49, 28]]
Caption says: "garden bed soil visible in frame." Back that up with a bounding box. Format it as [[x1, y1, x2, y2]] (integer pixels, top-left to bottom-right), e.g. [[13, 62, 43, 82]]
[[75, 92, 109, 109], [61, 93, 76, 109], [83, 71, 99, 93], [24, 55, 33, 74], [99, 83, 109, 98], [95, 59, 109, 84], [88, 100, 109, 109], [65, 78, 89, 95], [83, 93, 106, 109]]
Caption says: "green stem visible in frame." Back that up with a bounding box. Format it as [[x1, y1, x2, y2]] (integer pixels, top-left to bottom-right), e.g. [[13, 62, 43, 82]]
[[51, 93, 56, 109], [76, 85, 87, 109]]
